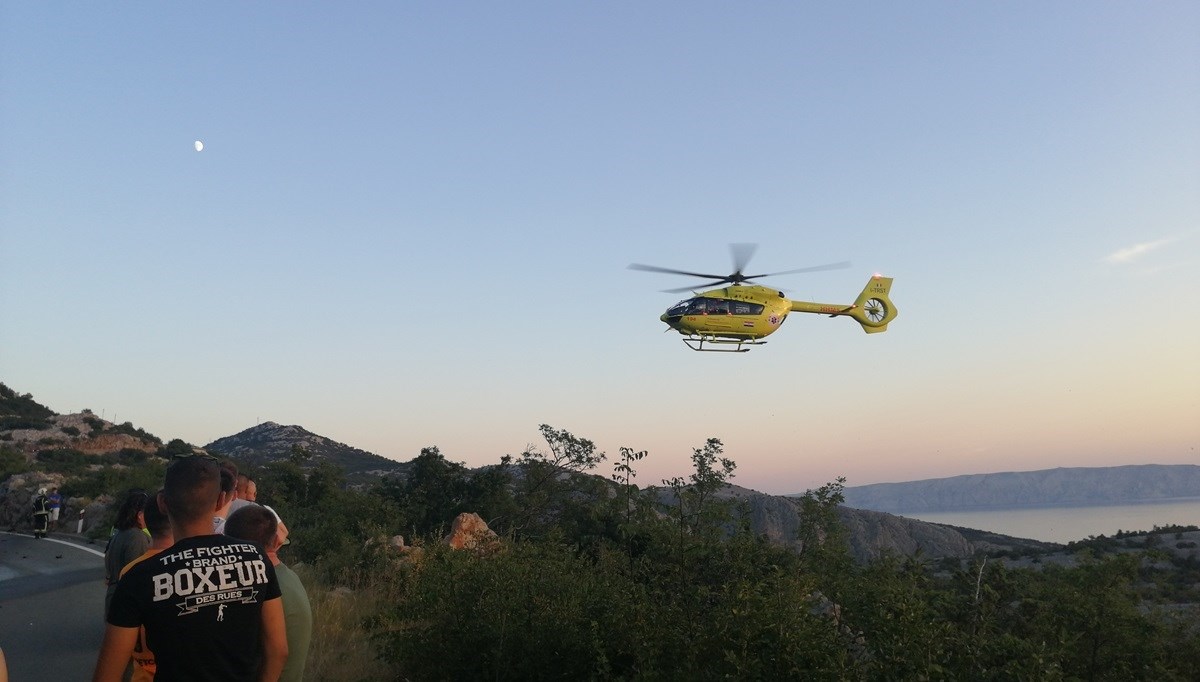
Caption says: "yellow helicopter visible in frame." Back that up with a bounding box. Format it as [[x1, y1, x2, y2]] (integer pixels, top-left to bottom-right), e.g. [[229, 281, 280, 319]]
[[630, 244, 897, 352]]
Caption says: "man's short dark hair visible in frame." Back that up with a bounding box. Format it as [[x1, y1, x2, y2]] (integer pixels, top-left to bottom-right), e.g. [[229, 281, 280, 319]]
[[163, 456, 221, 524], [143, 488, 171, 539], [225, 505, 278, 547], [219, 461, 238, 494]]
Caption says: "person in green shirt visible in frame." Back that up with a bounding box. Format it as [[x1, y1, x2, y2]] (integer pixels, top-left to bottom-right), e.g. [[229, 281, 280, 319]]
[[226, 504, 312, 682]]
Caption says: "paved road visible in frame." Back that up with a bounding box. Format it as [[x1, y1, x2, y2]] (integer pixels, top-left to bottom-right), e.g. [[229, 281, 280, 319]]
[[0, 531, 107, 681]]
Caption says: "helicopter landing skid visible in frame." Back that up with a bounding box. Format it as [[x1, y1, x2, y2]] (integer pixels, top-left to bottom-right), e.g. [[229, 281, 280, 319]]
[[681, 335, 765, 353]]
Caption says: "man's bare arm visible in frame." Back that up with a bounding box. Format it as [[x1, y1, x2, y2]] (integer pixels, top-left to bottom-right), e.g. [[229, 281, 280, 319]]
[[258, 596, 289, 682], [92, 624, 139, 682]]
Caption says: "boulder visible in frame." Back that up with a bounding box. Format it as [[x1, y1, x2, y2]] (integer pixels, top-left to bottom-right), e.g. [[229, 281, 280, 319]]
[[443, 512, 499, 551]]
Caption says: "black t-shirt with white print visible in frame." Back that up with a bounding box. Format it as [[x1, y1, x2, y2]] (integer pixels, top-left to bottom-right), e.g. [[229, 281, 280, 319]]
[[108, 533, 282, 681]]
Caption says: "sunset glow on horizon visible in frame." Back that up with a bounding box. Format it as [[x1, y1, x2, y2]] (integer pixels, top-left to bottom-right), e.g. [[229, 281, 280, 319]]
[[2, 3, 1196, 495]]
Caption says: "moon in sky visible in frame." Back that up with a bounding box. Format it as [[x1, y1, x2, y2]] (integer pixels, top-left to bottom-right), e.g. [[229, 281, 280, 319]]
[[194, 140, 204, 152]]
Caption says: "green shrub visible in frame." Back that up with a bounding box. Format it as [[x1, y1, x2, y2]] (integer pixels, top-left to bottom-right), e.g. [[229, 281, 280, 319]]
[[35, 448, 92, 474], [61, 460, 167, 501], [375, 542, 639, 680], [0, 384, 55, 419], [0, 447, 27, 480], [0, 415, 52, 430], [105, 421, 161, 444]]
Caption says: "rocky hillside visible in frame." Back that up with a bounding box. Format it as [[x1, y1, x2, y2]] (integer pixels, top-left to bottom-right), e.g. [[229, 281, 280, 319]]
[[842, 464, 1200, 513], [671, 485, 1057, 563], [1, 384, 161, 458], [205, 421, 409, 480]]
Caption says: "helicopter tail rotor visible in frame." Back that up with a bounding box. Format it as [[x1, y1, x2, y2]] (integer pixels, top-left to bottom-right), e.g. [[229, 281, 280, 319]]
[[848, 275, 898, 333]]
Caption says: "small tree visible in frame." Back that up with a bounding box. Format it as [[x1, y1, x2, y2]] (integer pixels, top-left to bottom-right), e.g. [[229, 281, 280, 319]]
[[661, 437, 736, 540], [380, 446, 470, 536], [795, 477, 849, 567], [510, 425, 605, 536], [610, 446, 647, 528]]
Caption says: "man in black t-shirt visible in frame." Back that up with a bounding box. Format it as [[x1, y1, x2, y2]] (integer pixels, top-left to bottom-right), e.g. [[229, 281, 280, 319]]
[[92, 456, 288, 682]]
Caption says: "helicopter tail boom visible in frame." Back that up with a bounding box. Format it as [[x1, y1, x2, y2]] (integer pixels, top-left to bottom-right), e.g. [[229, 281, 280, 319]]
[[789, 275, 897, 333]]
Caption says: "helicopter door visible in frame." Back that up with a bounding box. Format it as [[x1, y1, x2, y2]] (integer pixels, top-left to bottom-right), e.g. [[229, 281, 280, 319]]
[[698, 299, 734, 331]]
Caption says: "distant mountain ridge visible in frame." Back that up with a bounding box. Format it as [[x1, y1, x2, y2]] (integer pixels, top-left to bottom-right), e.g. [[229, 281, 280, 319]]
[[2, 381, 1158, 552], [711, 485, 1056, 561], [841, 464, 1200, 513], [205, 421, 409, 480]]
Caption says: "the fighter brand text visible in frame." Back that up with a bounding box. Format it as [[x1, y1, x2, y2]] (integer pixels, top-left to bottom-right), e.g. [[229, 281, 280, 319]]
[[156, 543, 261, 565]]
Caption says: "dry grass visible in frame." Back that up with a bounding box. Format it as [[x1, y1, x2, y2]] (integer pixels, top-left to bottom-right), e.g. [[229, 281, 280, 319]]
[[295, 563, 397, 681]]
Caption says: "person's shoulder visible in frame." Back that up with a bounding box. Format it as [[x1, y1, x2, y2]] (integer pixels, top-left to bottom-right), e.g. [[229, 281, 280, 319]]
[[117, 527, 151, 548], [120, 548, 164, 579], [116, 549, 162, 583]]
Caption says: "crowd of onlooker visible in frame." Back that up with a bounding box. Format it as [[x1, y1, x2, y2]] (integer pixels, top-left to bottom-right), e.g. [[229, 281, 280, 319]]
[[94, 456, 312, 682]]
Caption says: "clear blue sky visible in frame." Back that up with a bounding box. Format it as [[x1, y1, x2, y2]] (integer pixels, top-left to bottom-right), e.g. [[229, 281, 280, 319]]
[[3, 3, 1197, 494]]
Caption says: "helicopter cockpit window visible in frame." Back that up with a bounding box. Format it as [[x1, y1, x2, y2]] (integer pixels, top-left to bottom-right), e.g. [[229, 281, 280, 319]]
[[683, 299, 718, 315], [666, 300, 690, 317]]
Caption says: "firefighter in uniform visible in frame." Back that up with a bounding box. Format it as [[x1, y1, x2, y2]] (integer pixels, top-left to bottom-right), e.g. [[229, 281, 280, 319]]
[[32, 488, 51, 539]]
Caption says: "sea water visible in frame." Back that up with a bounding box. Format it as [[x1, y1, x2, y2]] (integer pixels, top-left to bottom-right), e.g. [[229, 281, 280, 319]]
[[901, 498, 1200, 544]]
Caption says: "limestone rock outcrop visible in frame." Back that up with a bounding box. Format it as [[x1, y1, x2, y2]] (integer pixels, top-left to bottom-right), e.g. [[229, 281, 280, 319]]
[[443, 512, 499, 551]]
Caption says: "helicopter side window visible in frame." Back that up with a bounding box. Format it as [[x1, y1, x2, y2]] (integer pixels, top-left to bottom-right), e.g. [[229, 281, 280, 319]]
[[730, 301, 764, 315], [686, 299, 729, 315]]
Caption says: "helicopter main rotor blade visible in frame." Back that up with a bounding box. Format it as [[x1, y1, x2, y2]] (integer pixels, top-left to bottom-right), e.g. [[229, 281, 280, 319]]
[[742, 261, 852, 280], [628, 263, 728, 280], [632, 251, 851, 294], [661, 281, 727, 294], [729, 243, 758, 276]]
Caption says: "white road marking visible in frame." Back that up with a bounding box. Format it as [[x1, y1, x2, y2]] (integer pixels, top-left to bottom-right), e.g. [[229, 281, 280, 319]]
[[1, 531, 105, 557]]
